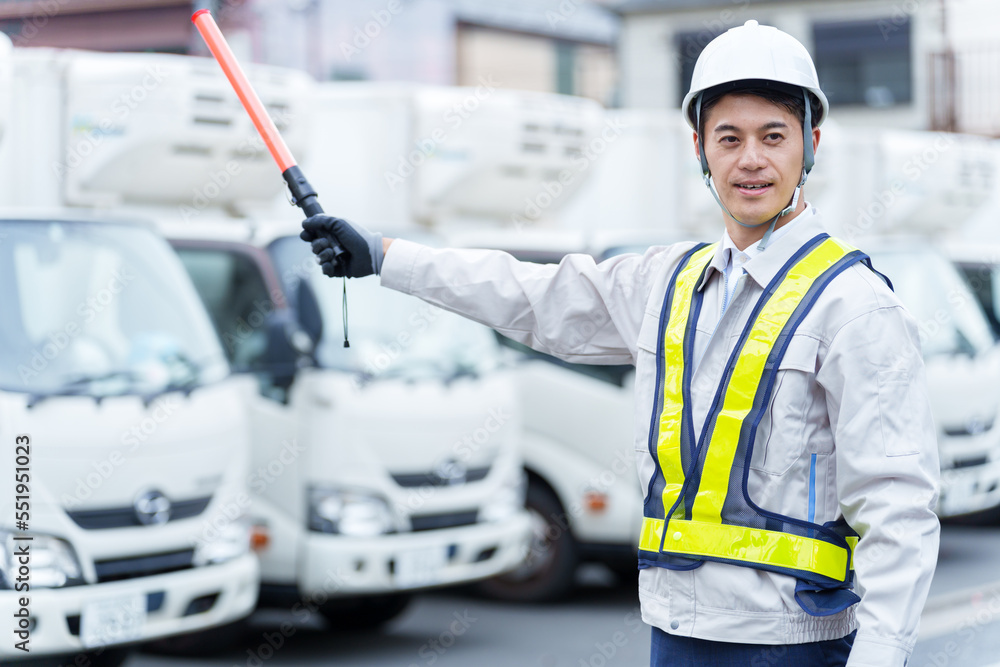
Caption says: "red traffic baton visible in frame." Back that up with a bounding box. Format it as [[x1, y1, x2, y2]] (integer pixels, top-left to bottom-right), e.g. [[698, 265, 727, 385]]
[[191, 9, 344, 262]]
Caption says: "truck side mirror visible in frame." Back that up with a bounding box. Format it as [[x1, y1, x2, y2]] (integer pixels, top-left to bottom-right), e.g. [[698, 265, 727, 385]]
[[260, 310, 303, 392], [296, 278, 323, 351]]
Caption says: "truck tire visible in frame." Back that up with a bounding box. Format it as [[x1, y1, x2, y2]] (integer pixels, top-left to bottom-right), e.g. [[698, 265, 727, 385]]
[[319, 594, 412, 631], [476, 481, 578, 602]]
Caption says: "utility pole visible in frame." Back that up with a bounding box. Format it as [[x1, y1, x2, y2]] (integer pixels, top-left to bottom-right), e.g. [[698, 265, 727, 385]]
[[937, 0, 957, 132]]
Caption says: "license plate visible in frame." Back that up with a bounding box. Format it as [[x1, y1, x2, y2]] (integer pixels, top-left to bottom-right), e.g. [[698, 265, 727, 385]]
[[942, 481, 977, 516], [396, 546, 448, 589], [80, 593, 146, 649]]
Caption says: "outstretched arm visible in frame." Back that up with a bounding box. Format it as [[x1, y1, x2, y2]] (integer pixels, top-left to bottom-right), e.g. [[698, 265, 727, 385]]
[[377, 237, 678, 365], [302, 214, 689, 365]]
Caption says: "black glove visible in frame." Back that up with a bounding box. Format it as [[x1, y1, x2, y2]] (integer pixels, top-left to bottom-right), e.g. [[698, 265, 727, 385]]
[[300, 215, 384, 278]]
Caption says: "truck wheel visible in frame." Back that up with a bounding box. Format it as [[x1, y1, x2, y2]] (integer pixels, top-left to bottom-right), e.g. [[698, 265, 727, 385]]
[[319, 594, 412, 631], [476, 481, 578, 602], [81, 649, 133, 667], [141, 619, 250, 656]]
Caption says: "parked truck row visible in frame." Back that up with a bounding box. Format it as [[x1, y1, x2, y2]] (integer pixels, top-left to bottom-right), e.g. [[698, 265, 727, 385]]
[[0, 40, 534, 665]]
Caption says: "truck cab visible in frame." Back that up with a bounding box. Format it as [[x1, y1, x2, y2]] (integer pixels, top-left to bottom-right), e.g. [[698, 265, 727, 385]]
[[161, 217, 531, 626], [0, 214, 258, 664], [0, 42, 311, 662]]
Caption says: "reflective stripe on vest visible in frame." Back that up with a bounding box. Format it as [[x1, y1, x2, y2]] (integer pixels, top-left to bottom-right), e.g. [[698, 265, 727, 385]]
[[640, 234, 865, 587]]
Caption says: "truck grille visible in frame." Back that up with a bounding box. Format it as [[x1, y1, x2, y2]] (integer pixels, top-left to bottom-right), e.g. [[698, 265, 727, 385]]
[[410, 510, 478, 532], [943, 417, 995, 437], [67, 495, 212, 529], [392, 466, 490, 488], [94, 549, 195, 583], [952, 455, 989, 469]]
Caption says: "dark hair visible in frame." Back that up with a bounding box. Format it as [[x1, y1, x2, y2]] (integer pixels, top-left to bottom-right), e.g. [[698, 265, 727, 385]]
[[696, 80, 822, 137]]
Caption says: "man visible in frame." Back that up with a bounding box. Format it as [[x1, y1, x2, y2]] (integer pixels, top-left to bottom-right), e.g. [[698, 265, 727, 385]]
[[301, 21, 940, 667]]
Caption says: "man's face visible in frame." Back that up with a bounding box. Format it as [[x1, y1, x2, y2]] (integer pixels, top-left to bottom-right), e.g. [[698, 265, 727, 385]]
[[694, 93, 820, 226]]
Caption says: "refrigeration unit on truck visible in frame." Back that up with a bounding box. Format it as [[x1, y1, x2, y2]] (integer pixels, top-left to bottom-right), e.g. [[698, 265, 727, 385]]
[[162, 217, 531, 625], [0, 213, 259, 666]]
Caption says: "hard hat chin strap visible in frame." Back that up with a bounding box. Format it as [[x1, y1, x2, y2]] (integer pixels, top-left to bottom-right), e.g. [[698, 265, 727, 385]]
[[695, 89, 815, 250]]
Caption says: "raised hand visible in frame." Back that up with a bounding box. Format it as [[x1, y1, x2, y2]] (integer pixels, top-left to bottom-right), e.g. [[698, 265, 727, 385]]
[[300, 215, 384, 278]]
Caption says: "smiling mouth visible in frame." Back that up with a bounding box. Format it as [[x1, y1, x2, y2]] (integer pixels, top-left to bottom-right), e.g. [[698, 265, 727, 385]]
[[735, 183, 773, 195]]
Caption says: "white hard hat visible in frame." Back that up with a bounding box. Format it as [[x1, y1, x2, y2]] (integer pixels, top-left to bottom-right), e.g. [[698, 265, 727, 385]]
[[681, 20, 829, 130]]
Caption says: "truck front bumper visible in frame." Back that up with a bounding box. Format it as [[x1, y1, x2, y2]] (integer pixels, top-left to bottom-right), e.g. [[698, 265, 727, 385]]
[[298, 512, 532, 596], [0, 552, 258, 660]]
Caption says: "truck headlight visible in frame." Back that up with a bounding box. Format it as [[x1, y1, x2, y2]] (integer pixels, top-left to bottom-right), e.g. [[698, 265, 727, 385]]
[[0, 530, 84, 589], [193, 516, 250, 566], [308, 487, 396, 537], [480, 469, 527, 523]]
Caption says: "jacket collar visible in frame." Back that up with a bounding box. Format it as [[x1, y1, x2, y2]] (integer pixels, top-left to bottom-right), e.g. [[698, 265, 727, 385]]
[[697, 206, 826, 292]]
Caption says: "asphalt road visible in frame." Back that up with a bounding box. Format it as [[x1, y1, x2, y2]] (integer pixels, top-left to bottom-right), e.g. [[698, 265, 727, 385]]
[[120, 524, 1000, 667]]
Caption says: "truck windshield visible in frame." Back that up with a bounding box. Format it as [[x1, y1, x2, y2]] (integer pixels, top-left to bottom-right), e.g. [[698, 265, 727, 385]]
[[0, 220, 228, 397], [269, 236, 501, 380], [953, 261, 1000, 339], [869, 248, 995, 358]]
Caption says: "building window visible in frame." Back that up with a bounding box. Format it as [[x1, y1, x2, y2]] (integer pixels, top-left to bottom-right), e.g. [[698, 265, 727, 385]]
[[456, 24, 616, 105], [556, 41, 575, 95], [813, 18, 912, 107], [675, 30, 722, 106]]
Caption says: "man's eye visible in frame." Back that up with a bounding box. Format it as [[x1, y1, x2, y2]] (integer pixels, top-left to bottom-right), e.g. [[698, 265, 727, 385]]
[[765, 133, 783, 141], [720, 136, 739, 144]]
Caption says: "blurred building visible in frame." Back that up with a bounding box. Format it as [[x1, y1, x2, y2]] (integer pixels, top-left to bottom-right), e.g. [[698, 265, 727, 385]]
[[0, 0, 195, 52], [289, 0, 620, 106], [0, 0, 619, 105], [613, 0, 1000, 136]]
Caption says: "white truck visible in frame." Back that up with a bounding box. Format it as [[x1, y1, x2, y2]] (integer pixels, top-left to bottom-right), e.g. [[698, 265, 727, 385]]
[[0, 39, 260, 665], [162, 217, 531, 623], [300, 84, 650, 600], [869, 238, 1000, 520], [0, 213, 260, 665], [2, 44, 532, 628]]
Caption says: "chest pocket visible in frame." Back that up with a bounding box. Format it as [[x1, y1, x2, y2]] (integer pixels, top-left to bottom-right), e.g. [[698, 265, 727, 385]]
[[750, 333, 822, 476], [636, 309, 659, 354]]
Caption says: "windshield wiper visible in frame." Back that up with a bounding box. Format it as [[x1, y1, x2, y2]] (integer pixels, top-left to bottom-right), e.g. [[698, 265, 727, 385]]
[[138, 353, 208, 406], [355, 358, 482, 386], [352, 360, 439, 386], [142, 365, 201, 407], [444, 361, 480, 385], [140, 375, 200, 406], [26, 369, 139, 409]]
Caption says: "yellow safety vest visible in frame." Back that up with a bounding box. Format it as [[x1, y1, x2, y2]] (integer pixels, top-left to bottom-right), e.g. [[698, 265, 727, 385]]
[[639, 233, 868, 616]]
